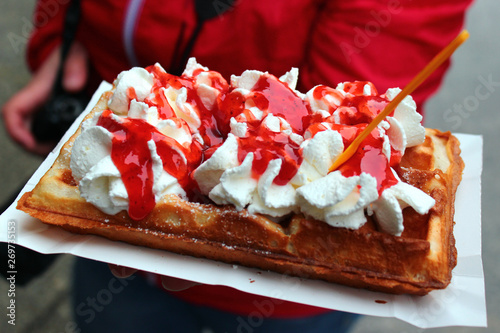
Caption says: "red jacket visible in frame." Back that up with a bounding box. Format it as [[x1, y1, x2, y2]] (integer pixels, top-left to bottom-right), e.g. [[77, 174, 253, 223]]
[[28, 0, 472, 317]]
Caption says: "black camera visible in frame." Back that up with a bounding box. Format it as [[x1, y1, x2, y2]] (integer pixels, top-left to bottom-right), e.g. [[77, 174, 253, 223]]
[[31, 91, 89, 142]]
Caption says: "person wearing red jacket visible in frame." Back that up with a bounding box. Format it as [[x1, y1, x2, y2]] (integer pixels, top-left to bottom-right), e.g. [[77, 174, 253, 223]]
[[2, 0, 472, 332]]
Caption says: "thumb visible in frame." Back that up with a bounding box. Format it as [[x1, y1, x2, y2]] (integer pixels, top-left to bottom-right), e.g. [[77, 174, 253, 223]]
[[62, 41, 89, 92], [108, 264, 137, 278], [161, 276, 200, 292]]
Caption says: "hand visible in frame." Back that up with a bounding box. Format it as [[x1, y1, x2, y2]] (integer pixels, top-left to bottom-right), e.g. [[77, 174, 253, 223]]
[[108, 264, 200, 292], [2, 42, 88, 155]]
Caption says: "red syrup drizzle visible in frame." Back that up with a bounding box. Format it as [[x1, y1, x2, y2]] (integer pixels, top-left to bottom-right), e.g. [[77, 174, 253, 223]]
[[306, 81, 400, 194], [237, 121, 302, 186], [305, 123, 398, 194], [311, 85, 344, 114], [337, 127, 399, 195], [251, 74, 310, 134], [97, 110, 201, 220], [145, 65, 228, 149], [337, 95, 390, 125], [216, 74, 310, 185], [215, 90, 246, 137], [342, 81, 377, 96]]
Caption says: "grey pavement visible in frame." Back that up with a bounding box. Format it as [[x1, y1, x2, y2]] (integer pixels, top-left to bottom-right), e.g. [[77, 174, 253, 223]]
[[1, 0, 499, 332]]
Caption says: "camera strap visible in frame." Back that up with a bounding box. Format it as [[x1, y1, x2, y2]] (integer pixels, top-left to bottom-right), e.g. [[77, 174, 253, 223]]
[[170, 0, 236, 75], [31, 0, 89, 142], [52, 0, 82, 96]]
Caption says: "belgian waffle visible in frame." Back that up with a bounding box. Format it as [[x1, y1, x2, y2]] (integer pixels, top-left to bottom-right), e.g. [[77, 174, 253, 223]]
[[17, 91, 464, 295]]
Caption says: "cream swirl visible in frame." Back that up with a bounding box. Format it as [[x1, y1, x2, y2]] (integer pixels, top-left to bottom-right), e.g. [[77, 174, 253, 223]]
[[72, 59, 435, 233]]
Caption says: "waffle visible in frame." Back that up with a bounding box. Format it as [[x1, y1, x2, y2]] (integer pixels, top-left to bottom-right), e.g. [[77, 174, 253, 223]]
[[17, 91, 464, 295]]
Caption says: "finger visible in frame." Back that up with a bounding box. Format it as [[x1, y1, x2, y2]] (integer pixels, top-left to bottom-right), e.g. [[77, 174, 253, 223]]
[[160, 276, 200, 292], [31, 142, 57, 156], [4, 93, 57, 156], [63, 42, 88, 92], [108, 264, 137, 278], [2, 91, 44, 151], [2, 106, 35, 150]]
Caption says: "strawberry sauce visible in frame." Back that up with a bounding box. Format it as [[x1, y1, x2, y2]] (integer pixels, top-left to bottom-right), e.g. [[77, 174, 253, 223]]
[[237, 121, 302, 186], [251, 74, 310, 134], [146, 65, 227, 148], [97, 110, 200, 220], [99, 71, 400, 220], [337, 127, 398, 195]]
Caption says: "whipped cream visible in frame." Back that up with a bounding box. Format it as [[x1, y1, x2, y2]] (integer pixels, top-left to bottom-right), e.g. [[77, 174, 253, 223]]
[[195, 68, 434, 233], [72, 58, 435, 235], [384, 88, 425, 148], [297, 171, 378, 229], [108, 67, 154, 115], [371, 177, 436, 236], [194, 70, 306, 217], [70, 112, 186, 216], [70, 59, 225, 217]]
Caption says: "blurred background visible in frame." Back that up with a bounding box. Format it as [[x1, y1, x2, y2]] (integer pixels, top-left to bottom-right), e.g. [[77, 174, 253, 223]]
[[0, 0, 498, 332]]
